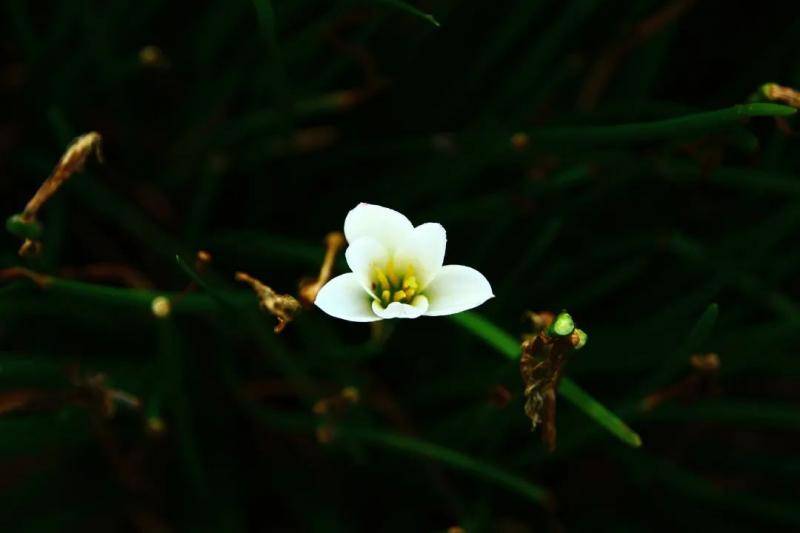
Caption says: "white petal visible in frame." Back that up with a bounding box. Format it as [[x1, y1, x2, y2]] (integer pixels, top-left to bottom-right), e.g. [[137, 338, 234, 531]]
[[394, 222, 446, 289], [315, 273, 381, 322], [344, 203, 414, 251], [345, 237, 388, 298], [423, 265, 494, 316], [371, 295, 429, 319]]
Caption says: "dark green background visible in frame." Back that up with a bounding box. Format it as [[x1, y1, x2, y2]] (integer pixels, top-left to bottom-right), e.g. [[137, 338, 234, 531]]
[[2, 1, 800, 531]]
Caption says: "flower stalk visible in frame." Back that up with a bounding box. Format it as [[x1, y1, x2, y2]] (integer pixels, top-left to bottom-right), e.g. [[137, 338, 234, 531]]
[[298, 231, 346, 307]]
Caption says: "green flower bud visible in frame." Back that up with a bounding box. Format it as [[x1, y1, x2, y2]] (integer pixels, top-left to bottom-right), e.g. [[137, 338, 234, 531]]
[[573, 328, 588, 350], [6, 214, 42, 240], [548, 310, 574, 337]]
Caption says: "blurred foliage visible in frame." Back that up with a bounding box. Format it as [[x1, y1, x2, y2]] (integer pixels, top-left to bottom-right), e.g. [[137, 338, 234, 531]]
[[2, 0, 800, 531]]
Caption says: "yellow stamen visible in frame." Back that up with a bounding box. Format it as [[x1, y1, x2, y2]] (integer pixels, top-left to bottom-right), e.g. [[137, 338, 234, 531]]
[[386, 258, 399, 286], [374, 267, 390, 290], [373, 262, 423, 305], [402, 275, 418, 290]]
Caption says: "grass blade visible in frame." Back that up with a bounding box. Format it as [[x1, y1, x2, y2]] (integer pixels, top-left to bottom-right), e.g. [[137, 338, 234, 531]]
[[372, 0, 440, 27], [449, 311, 642, 447], [686, 302, 719, 353], [641, 399, 800, 430], [557, 379, 642, 447], [343, 428, 551, 506], [528, 103, 796, 144]]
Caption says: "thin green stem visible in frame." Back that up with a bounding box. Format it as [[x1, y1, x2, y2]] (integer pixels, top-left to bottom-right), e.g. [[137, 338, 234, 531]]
[[372, 0, 440, 27], [252, 407, 550, 506], [347, 428, 551, 506], [526, 103, 795, 145]]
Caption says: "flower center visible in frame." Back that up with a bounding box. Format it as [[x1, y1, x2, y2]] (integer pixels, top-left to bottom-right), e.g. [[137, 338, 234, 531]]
[[372, 259, 419, 306]]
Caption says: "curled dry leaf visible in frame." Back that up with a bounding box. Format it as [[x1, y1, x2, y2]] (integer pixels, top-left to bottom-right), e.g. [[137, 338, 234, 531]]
[[235, 271, 302, 333]]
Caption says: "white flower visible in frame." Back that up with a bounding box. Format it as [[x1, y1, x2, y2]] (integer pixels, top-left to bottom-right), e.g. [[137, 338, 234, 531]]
[[315, 203, 494, 321]]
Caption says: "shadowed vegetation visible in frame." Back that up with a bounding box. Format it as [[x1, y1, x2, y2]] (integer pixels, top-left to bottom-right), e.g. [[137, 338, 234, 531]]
[[1, 1, 800, 531]]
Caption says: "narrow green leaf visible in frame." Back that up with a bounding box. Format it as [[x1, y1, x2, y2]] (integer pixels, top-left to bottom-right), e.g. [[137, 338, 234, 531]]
[[641, 400, 800, 430], [343, 428, 550, 506], [528, 103, 796, 145], [372, 0, 440, 27], [618, 451, 800, 526], [449, 311, 519, 359], [250, 406, 549, 505], [634, 302, 719, 403], [175, 255, 207, 289], [685, 303, 719, 353], [156, 319, 211, 505], [251, 0, 291, 118], [449, 311, 642, 447], [9, 274, 247, 315], [557, 379, 641, 448]]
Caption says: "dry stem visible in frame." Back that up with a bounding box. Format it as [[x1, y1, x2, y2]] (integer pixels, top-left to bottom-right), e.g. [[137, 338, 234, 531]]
[[0, 266, 53, 288], [298, 231, 346, 307], [15, 132, 103, 256]]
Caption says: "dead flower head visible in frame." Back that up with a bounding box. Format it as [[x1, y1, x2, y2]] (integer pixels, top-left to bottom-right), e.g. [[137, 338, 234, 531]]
[[520, 310, 587, 451]]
